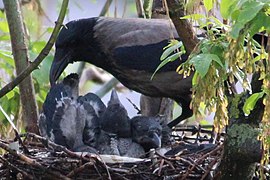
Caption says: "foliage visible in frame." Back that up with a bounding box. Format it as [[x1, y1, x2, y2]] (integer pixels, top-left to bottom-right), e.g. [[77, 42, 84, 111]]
[[153, 0, 270, 171], [154, 0, 270, 132], [154, 0, 270, 169], [151, 40, 186, 80], [0, 5, 54, 138]]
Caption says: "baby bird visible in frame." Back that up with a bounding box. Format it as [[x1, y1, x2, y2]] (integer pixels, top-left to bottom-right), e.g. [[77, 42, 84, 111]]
[[39, 74, 97, 153]]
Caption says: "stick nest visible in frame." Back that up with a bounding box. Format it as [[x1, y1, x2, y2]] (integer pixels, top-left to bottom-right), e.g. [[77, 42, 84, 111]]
[[1, 125, 225, 179]]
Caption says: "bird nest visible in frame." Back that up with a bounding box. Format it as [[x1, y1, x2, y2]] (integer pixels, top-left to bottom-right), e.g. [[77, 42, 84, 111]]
[[0, 125, 227, 179]]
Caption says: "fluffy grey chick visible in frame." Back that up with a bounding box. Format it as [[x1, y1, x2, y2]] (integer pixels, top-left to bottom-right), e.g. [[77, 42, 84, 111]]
[[131, 116, 162, 152], [77, 93, 106, 148], [39, 74, 96, 153], [100, 89, 131, 138]]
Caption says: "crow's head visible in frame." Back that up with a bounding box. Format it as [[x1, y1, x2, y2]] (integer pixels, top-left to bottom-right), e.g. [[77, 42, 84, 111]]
[[131, 116, 162, 151], [50, 18, 99, 85], [77, 92, 106, 118]]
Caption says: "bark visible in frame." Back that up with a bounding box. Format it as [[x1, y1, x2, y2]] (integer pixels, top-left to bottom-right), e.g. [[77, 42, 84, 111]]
[[167, 0, 199, 54], [216, 123, 261, 180], [3, 0, 39, 133]]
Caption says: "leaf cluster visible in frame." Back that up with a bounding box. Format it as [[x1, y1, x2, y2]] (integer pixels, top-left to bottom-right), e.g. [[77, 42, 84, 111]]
[[0, 7, 54, 138], [155, 0, 270, 131]]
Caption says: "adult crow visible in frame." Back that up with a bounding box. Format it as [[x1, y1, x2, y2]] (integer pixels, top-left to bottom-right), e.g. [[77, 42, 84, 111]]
[[50, 17, 193, 128]]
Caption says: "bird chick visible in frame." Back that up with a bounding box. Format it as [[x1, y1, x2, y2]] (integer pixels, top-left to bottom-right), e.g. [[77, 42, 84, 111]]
[[77, 92, 106, 148], [131, 116, 162, 152], [100, 89, 131, 138], [39, 74, 97, 153], [39, 73, 79, 138], [95, 115, 162, 157]]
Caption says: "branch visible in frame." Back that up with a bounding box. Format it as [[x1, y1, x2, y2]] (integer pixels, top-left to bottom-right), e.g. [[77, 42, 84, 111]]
[[0, 0, 69, 98], [3, 0, 40, 133], [166, 0, 199, 54]]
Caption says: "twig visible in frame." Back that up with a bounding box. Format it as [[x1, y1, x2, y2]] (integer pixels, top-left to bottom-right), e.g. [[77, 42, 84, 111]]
[[158, 159, 164, 176], [0, 156, 34, 180], [166, 0, 199, 54], [0, 105, 29, 153], [25, 133, 94, 162], [126, 97, 141, 114], [135, 0, 145, 18], [95, 77, 119, 98], [181, 145, 223, 180], [200, 156, 219, 180], [0, 0, 69, 98], [25, 133, 114, 179], [0, 140, 70, 179], [66, 162, 93, 177]]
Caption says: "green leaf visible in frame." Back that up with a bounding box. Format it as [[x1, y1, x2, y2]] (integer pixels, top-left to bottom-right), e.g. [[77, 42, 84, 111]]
[[160, 41, 183, 60], [0, 35, 10, 41], [32, 54, 53, 84], [249, 11, 270, 36], [0, 21, 9, 33], [6, 90, 14, 100], [243, 92, 264, 115], [189, 53, 221, 78], [233, 66, 251, 92], [238, 1, 264, 24], [230, 1, 265, 39], [151, 51, 184, 80], [230, 22, 245, 39], [209, 16, 225, 27], [46, 27, 54, 34], [192, 71, 199, 86], [181, 14, 206, 21], [220, 0, 237, 19], [204, 0, 214, 12], [0, 50, 14, 67], [30, 41, 46, 54]]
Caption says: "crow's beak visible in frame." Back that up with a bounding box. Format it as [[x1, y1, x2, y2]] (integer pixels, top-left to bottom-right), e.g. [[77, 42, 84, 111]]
[[50, 49, 72, 86]]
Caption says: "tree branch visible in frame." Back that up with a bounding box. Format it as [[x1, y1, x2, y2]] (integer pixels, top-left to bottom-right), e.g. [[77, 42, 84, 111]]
[[3, 0, 39, 133], [0, 0, 69, 98], [166, 0, 199, 54]]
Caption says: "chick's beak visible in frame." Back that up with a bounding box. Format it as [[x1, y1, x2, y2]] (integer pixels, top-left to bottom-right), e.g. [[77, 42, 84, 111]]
[[149, 132, 161, 148]]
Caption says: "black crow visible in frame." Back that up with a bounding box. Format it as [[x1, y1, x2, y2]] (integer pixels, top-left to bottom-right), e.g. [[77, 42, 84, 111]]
[[39, 74, 97, 153], [49, 17, 193, 128]]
